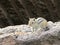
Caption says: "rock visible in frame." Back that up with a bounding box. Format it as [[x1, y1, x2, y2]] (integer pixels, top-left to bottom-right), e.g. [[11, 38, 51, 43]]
[[15, 25, 60, 45], [0, 25, 33, 34], [0, 36, 16, 45], [47, 21, 54, 29], [0, 21, 60, 45]]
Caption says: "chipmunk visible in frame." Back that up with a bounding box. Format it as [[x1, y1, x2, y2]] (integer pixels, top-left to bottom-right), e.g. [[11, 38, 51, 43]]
[[28, 17, 47, 32]]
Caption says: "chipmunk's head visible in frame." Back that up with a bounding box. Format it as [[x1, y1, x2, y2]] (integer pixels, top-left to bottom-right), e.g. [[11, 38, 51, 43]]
[[28, 18, 36, 26]]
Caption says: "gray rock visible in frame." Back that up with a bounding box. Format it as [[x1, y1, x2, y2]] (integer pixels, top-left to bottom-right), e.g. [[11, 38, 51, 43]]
[[0, 21, 60, 45], [0, 36, 16, 45], [16, 25, 60, 45]]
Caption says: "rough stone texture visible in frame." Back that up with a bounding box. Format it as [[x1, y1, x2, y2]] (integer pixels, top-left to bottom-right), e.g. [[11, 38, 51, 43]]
[[16, 26, 60, 45], [0, 36, 16, 45], [0, 21, 60, 45]]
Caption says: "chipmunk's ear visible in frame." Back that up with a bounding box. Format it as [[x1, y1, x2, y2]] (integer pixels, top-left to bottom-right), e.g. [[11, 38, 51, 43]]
[[29, 18, 35, 20]]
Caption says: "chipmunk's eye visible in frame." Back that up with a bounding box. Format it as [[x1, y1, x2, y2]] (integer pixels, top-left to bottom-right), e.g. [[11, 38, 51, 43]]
[[33, 19, 35, 21], [32, 21, 35, 24]]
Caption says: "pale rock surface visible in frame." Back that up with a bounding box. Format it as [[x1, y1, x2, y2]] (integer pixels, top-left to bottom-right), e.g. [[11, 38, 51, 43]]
[[47, 21, 54, 29], [0, 36, 16, 45], [0, 20, 60, 45]]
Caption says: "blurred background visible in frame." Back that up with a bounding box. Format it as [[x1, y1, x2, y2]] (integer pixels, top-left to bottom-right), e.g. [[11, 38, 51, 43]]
[[0, 0, 60, 28]]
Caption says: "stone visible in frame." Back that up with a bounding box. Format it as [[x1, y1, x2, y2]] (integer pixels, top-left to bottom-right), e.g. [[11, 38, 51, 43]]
[[0, 36, 16, 45], [0, 19, 60, 45]]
